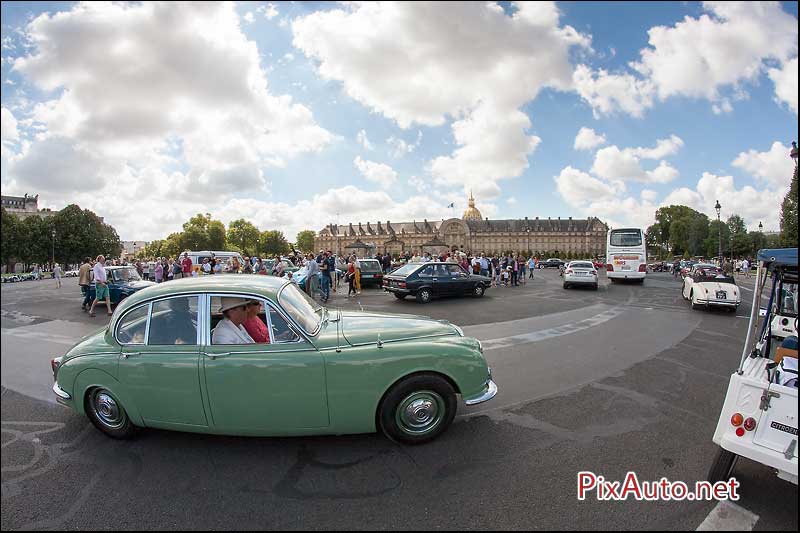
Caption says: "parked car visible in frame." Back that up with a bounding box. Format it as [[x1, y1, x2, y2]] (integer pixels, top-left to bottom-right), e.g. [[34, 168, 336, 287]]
[[383, 262, 491, 303], [86, 266, 156, 305], [357, 258, 384, 287], [539, 258, 565, 269], [682, 266, 741, 311], [65, 270, 80, 277], [563, 261, 599, 290], [51, 275, 497, 444], [264, 258, 300, 275]]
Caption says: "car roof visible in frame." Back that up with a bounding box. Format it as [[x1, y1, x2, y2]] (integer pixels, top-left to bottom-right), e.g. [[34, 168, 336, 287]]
[[113, 275, 290, 320]]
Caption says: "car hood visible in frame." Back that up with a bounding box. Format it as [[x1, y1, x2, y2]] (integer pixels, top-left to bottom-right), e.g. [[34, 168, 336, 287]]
[[337, 310, 460, 346], [122, 280, 156, 290]]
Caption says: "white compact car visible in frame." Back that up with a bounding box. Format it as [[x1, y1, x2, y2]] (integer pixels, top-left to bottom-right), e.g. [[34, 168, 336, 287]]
[[682, 266, 740, 311], [563, 261, 599, 290]]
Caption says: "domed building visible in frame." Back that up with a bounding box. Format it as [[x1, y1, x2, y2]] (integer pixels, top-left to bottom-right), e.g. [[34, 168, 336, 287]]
[[315, 192, 608, 258]]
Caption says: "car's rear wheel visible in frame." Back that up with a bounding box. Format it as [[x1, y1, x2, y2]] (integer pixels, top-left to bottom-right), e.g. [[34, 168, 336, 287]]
[[394, 293, 406, 300], [473, 284, 485, 297], [416, 288, 432, 304], [563, 282, 569, 289], [593, 284, 598, 290], [379, 374, 457, 445], [707, 447, 738, 483], [85, 388, 135, 439], [690, 292, 702, 310]]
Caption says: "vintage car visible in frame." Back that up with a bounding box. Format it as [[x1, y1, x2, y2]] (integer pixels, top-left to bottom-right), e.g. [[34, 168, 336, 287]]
[[383, 262, 491, 303], [51, 276, 496, 444], [87, 266, 156, 305], [682, 266, 741, 311], [539, 258, 565, 269], [707, 248, 797, 485]]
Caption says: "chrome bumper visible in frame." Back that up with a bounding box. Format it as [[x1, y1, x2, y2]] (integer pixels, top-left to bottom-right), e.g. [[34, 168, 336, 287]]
[[52, 382, 71, 402], [464, 379, 498, 406]]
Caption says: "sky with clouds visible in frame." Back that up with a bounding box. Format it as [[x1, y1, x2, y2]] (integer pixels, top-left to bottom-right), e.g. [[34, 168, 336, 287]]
[[1, 1, 797, 242]]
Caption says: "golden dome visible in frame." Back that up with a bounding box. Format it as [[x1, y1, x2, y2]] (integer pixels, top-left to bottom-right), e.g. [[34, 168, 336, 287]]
[[462, 190, 483, 221]]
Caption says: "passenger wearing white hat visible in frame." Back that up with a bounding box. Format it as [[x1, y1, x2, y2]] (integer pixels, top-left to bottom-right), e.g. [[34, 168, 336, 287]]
[[212, 297, 255, 345]]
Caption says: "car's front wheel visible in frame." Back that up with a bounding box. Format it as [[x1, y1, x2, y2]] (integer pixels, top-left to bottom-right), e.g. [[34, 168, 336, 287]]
[[416, 288, 432, 304], [473, 284, 485, 297], [85, 388, 135, 439], [379, 374, 457, 445]]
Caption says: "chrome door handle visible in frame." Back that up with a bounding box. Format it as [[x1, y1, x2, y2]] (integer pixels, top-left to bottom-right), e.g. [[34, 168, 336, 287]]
[[205, 352, 230, 360], [122, 352, 141, 359]]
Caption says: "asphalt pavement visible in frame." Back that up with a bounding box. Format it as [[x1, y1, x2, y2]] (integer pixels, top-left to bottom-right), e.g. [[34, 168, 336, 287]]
[[1, 270, 796, 530]]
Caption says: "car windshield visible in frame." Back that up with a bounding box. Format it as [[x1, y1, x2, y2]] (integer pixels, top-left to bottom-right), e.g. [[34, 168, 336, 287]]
[[359, 260, 382, 273], [278, 282, 322, 334], [111, 267, 141, 282], [610, 229, 642, 247], [390, 263, 419, 277]]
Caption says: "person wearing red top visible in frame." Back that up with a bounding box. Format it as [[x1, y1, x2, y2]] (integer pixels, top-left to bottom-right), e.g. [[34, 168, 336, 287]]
[[243, 300, 270, 343], [181, 253, 193, 278]]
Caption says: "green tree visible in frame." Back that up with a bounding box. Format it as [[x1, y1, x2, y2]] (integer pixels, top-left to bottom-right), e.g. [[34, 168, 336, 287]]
[[780, 164, 798, 247], [726, 214, 750, 258], [295, 230, 316, 253], [668, 218, 690, 255], [49, 204, 120, 267], [1, 208, 20, 270], [260, 230, 289, 257], [227, 219, 261, 256], [687, 215, 710, 257], [17, 215, 50, 266], [179, 213, 227, 251], [705, 220, 731, 258]]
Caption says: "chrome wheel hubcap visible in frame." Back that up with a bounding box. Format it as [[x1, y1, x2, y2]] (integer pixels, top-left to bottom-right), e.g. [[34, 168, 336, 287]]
[[93, 391, 125, 428], [396, 391, 444, 435]]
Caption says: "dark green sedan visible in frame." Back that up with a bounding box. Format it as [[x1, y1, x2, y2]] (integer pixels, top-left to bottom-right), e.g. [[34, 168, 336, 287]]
[[52, 276, 497, 444]]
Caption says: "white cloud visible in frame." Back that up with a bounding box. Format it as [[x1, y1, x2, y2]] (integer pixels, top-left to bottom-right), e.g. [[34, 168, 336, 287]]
[[572, 65, 655, 118], [387, 136, 414, 158], [1, 107, 19, 142], [768, 56, 798, 114], [662, 171, 784, 231], [353, 156, 397, 188], [258, 4, 279, 21], [293, 1, 588, 197], [506, 197, 518, 205], [732, 141, 795, 189], [10, 1, 332, 195], [356, 129, 373, 151], [408, 175, 427, 193], [243, 11, 255, 24], [641, 189, 658, 202], [591, 136, 683, 183], [573, 127, 606, 150], [632, 2, 797, 105], [555, 166, 624, 208]]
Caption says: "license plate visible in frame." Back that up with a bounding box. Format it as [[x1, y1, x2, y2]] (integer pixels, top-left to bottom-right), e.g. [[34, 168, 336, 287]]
[[716, 291, 726, 299], [621, 266, 631, 271], [362, 274, 373, 279]]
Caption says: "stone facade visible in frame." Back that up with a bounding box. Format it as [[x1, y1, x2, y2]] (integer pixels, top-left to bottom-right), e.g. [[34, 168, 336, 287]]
[[315, 196, 608, 258], [1, 194, 55, 220]]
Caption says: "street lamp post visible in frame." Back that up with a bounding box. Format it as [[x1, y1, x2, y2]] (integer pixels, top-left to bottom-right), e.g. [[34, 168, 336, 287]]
[[714, 200, 722, 265], [758, 221, 763, 254], [51, 229, 56, 267]]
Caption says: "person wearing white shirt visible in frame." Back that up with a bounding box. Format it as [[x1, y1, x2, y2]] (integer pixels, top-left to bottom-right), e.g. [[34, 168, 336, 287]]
[[89, 255, 112, 317], [212, 297, 255, 345], [52, 263, 62, 288]]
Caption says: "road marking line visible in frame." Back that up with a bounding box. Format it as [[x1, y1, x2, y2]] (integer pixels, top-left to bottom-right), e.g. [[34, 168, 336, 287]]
[[696, 501, 759, 531], [481, 306, 627, 351], [0, 328, 77, 345]]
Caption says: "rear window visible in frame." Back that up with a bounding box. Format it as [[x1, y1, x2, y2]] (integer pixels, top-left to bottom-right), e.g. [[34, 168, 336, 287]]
[[571, 262, 594, 269], [390, 263, 420, 277], [359, 260, 382, 273], [610, 229, 642, 247]]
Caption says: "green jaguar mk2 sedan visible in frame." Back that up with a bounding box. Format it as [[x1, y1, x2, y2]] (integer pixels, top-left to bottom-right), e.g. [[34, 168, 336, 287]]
[[51, 276, 497, 444]]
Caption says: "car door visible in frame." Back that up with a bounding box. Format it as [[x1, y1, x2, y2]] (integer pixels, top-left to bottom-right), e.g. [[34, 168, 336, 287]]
[[117, 296, 208, 428], [201, 295, 328, 432], [446, 264, 470, 295], [431, 264, 453, 296]]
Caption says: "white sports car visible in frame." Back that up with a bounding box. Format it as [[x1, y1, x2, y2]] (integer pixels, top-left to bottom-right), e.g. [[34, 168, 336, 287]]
[[682, 266, 740, 311]]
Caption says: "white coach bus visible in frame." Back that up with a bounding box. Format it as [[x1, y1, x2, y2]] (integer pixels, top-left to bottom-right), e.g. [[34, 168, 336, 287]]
[[606, 228, 647, 283]]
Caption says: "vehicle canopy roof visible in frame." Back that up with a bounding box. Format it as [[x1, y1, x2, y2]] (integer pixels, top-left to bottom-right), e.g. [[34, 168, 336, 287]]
[[757, 248, 798, 269]]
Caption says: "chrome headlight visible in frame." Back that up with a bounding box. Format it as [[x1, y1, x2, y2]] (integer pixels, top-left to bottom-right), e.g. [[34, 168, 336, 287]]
[[478, 340, 483, 354], [453, 324, 464, 337]]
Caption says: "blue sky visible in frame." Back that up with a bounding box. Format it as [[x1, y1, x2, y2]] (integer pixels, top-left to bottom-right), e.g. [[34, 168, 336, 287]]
[[1, 1, 797, 241]]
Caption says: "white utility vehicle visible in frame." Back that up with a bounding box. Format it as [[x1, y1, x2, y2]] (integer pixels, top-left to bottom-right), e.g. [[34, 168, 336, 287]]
[[708, 248, 798, 485]]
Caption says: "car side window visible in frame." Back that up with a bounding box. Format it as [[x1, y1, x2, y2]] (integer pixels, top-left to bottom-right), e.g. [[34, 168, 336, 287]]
[[148, 296, 199, 346], [447, 264, 465, 276], [417, 266, 434, 278], [434, 264, 449, 277], [268, 306, 301, 343], [117, 304, 149, 345]]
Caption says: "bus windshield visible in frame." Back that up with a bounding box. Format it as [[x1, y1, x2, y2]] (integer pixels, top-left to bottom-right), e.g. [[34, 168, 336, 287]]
[[609, 229, 642, 247]]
